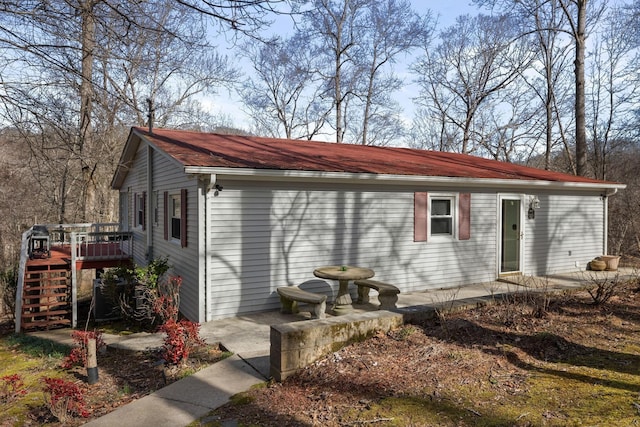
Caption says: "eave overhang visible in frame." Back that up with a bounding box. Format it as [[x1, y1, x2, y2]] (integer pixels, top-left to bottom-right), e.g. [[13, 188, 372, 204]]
[[183, 166, 627, 193]]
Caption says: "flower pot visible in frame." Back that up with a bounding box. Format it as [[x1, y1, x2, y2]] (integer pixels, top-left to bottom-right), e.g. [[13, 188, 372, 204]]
[[599, 255, 620, 271], [589, 259, 606, 271]]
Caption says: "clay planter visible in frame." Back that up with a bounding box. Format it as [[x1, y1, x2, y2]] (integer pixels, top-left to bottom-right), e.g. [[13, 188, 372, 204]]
[[599, 255, 621, 271], [589, 259, 607, 271]]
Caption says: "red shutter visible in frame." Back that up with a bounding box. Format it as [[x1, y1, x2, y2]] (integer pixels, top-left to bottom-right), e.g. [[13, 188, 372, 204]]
[[414, 192, 428, 242], [180, 188, 187, 248], [142, 191, 147, 231], [459, 193, 471, 240], [133, 192, 138, 227], [163, 191, 168, 240]]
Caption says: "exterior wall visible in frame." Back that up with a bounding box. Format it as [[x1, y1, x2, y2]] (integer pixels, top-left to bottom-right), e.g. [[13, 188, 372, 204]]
[[524, 192, 605, 276], [118, 143, 203, 322], [119, 143, 148, 265], [206, 181, 499, 319], [149, 151, 202, 321]]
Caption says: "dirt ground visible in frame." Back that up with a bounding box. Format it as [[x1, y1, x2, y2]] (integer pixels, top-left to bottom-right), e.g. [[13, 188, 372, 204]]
[[204, 277, 640, 426], [2, 273, 639, 426], [0, 325, 224, 426]]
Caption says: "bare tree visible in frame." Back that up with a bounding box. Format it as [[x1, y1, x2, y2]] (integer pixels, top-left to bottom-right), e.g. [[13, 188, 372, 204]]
[[413, 14, 533, 154], [351, 0, 431, 146], [291, 0, 430, 144], [0, 0, 238, 225], [299, 0, 367, 143], [476, 0, 606, 176], [519, 0, 575, 171], [239, 34, 329, 139], [586, 5, 640, 181]]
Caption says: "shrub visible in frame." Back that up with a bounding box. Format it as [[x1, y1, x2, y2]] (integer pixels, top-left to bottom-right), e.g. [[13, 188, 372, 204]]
[[43, 377, 89, 421], [159, 319, 204, 365], [152, 275, 182, 324], [61, 330, 105, 369], [0, 374, 27, 404], [584, 271, 622, 305], [101, 257, 179, 328]]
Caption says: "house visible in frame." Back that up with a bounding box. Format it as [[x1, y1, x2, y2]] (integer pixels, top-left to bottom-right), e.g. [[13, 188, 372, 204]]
[[111, 127, 626, 322]]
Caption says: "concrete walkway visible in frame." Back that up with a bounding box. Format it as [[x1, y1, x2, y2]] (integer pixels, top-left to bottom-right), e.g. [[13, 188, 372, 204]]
[[29, 268, 632, 427]]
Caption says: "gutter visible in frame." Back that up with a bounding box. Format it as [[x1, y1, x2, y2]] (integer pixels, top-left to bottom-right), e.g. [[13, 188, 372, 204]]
[[183, 166, 627, 193]]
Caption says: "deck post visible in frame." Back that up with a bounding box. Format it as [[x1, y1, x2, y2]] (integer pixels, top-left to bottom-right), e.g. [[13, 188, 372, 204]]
[[14, 229, 31, 333], [70, 232, 77, 328]]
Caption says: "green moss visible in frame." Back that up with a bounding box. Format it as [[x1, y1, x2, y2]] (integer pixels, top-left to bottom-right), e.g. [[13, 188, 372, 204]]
[[341, 395, 523, 427], [328, 323, 379, 353], [336, 355, 640, 427], [0, 334, 77, 425], [228, 391, 254, 406], [5, 334, 70, 359], [522, 367, 640, 425]]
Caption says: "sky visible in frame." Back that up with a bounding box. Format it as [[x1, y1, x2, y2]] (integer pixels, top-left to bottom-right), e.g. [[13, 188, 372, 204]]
[[204, 1, 481, 133]]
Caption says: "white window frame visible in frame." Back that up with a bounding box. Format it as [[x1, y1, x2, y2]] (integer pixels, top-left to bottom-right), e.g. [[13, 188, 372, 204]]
[[170, 194, 181, 241], [428, 193, 458, 240]]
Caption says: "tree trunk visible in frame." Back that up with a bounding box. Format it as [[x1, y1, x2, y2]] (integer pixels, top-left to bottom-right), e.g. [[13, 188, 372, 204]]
[[574, 0, 587, 176], [79, 1, 97, 221]]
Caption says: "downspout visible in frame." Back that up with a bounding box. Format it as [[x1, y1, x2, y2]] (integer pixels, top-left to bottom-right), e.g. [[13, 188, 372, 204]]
[[200, 174, 216, 322], [602, 188, 618, 256], [146, 144, 153, 260]]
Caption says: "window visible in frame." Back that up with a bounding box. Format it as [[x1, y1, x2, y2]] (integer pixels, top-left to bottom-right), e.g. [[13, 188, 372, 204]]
[[164, 189, 187, 247], [414, 192, 471, 242], [430, 197, 454, 236], [170, 194, 181, 240], [135, 192, 146, 230]]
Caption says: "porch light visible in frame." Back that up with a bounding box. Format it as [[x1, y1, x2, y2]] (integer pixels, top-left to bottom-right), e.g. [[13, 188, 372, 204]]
[[529, 195, 540, 210], [528, 195, 540, 220]]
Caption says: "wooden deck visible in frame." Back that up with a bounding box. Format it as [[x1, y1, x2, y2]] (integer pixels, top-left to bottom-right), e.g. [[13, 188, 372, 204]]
[[15, 224, 134, 332], [26, 242, 133, 271]]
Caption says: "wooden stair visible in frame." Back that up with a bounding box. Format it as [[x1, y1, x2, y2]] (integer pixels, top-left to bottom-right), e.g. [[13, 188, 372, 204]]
[[20, 262, 71, 331]]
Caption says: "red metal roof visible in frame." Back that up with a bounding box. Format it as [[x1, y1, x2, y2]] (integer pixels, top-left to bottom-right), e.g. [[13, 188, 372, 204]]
[[133, 127, 619, 185]]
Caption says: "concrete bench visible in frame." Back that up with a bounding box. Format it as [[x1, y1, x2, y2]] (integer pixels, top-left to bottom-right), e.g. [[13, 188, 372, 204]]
[[276, 286, 327, 319], [354, 279, 400, 310]]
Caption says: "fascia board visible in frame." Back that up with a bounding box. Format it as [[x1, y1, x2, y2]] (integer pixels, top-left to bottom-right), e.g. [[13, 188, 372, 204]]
[[111, 129, 141, 189], [183, 166, 627, 193], [111, 129, 186, 189]]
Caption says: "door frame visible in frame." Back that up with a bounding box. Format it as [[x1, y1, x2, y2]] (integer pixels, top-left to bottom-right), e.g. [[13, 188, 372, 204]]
[[497, 194, 526, 276]]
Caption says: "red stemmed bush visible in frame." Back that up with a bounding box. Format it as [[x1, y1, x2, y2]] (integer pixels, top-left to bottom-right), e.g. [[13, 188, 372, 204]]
[[0, 374, 27, 404], [43, 377, 89, 421], [159, 319, 204, 365], [61, 330, 105, 369]]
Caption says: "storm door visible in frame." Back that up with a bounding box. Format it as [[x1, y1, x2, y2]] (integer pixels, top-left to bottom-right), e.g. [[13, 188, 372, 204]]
[[500, 197, 523, 273]]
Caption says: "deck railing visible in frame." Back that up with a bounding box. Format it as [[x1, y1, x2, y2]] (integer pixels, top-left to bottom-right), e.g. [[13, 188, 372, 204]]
[[70, 231, 133, 261]]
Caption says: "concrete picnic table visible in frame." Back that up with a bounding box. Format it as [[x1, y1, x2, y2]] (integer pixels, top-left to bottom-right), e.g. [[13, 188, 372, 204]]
[[313, 265, 374, 314]]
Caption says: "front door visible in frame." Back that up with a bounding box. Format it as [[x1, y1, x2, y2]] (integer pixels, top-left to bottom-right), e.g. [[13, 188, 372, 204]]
[[500, 197, 522, 273]]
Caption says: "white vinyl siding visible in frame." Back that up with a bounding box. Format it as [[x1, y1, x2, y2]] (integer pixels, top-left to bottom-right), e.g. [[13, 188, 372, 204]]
[[524, 192, 604, 275], [120, 143, 147, 265], [120, 142, 202, 322], [150, 152, 201, 321], [206, 182, 497, 319]]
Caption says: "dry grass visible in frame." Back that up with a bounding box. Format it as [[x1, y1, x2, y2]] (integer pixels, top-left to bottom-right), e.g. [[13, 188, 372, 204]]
[[200, 278, 640, 427]]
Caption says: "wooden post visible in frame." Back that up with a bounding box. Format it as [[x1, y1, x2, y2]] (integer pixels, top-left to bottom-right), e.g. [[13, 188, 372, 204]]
[[87, 338, 98, 384]]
